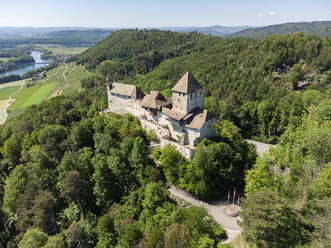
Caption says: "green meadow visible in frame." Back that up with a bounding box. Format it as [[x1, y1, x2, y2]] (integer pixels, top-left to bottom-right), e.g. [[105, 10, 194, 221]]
[[35, 44, 89, 55], [7, 63, 91, 115], [0, 86, 20, 100]]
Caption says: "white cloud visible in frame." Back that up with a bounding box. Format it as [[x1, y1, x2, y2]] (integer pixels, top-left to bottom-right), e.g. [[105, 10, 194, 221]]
[[257, 14, 264, 19], [268, 11, 276, 16]]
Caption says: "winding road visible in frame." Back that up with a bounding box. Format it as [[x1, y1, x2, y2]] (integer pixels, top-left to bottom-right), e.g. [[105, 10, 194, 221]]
[[168, 186, 242, 244], [0, 81, 25, 124], [167, 140, 275, 246]]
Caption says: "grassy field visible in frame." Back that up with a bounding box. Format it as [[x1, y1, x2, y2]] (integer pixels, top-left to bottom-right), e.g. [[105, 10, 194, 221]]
[[21, 82, 56, 108], [63, 64, 92, 95], [0, 86, 20, 100], [35, 44, 89, 55], [7, 63, 91, 114], [8, 85, 41, 111]]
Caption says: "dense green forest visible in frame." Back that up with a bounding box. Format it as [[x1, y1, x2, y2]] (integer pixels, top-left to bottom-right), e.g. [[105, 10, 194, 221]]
[[79, 29, 331, 143], [153, 122, 257, 200], [0, 82, 230, 247], [79, 30, 330, 247], [229, 21, 331, 39], [0, 29, 330, 248], [241, 98, 330, 247]]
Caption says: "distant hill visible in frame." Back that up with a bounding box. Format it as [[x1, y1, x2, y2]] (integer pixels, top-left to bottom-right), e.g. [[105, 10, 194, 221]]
[[38, 29, 114, 43], [0, 25, 252, 40], [157, 25, 254, 36], [229, 21, 331, 38], [0, 28, 115, 47], [0, 27, 101, 39], [78, 29, 330, 142]]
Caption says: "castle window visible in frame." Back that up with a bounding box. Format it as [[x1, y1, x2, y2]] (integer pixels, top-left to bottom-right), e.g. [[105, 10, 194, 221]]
[[200, 91, 202, 95]]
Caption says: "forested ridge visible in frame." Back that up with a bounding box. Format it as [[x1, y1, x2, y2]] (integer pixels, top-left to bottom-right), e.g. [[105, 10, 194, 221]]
[[79, 29, 331, 143], [0, 84, 228, 247], [229, 21, 331, 39], [0, 29, 329, 248]]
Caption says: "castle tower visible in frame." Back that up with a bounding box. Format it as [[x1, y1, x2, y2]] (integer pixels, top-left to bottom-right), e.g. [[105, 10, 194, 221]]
[[171, 71, 205, 114]]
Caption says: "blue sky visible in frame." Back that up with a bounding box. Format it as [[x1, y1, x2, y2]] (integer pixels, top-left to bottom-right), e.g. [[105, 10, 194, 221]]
[[1, 0, 330, 27]]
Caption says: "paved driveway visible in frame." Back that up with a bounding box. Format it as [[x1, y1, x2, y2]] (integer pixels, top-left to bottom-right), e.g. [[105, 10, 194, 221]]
[[168, 186, 242, 243]]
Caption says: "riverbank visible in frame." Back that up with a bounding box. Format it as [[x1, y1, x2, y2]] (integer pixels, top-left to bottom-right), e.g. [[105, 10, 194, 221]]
[[0, 50, 50, 77], [0, 63, 91, 124]]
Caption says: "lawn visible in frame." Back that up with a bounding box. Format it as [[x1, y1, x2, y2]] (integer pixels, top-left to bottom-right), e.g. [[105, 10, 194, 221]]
[[0, 86, 20, 100]]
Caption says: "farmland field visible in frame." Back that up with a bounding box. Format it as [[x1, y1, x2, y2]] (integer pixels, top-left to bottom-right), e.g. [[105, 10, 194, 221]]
[[4, 62, 91, 120], [0, 86, 20, 100], [35, 44, 89, 55], [21, 82, 57, 108]]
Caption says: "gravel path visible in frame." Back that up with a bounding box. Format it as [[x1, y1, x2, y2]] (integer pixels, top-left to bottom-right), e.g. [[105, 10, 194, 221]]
[[168, 186, 242, 244], [246, 139, 276, 156], [167, 140, 275, 245], [0, 83, 24, 125], [0, 100, 10, 124]]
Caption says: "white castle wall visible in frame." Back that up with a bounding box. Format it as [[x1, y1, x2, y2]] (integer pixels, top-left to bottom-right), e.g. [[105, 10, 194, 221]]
[[107, 84, 213, 160], [187, 90, 204, 113], [172, 90, 204, 114], [160, 138, 194, 159], [201, 119, 217, 138], [172, 92, 188, 113]]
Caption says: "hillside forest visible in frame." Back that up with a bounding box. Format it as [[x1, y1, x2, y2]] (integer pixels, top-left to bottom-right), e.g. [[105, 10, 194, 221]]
[[79, 30, 331, 143], [0, 29, 330, 248]]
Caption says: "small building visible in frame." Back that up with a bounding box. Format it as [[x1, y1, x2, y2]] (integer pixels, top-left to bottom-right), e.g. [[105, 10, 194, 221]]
[[107, 71, 217, 159], [141, 91, 172, 116]]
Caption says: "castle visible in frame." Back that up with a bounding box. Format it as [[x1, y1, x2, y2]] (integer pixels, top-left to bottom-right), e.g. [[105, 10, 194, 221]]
[[107, 72, 217, 159]]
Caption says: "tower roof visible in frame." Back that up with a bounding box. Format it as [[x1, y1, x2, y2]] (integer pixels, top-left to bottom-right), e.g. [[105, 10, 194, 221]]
[[172, 71, 204, 94]]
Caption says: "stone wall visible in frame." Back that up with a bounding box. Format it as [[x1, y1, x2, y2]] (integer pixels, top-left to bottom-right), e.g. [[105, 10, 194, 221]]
[[160, 137, 194, 159], [187, 90, 204, 113], [200, 119, 217, 139], [171, 92, 188, 113], [171, 90, 204, 114], [107, 84, 213, 160]]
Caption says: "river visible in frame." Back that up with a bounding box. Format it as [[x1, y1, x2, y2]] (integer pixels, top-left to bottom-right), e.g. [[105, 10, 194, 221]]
[[0, 51, 51, 77]]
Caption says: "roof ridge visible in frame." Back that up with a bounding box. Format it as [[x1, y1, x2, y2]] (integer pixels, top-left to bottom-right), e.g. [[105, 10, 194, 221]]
[[172, 71, 204, 94]]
